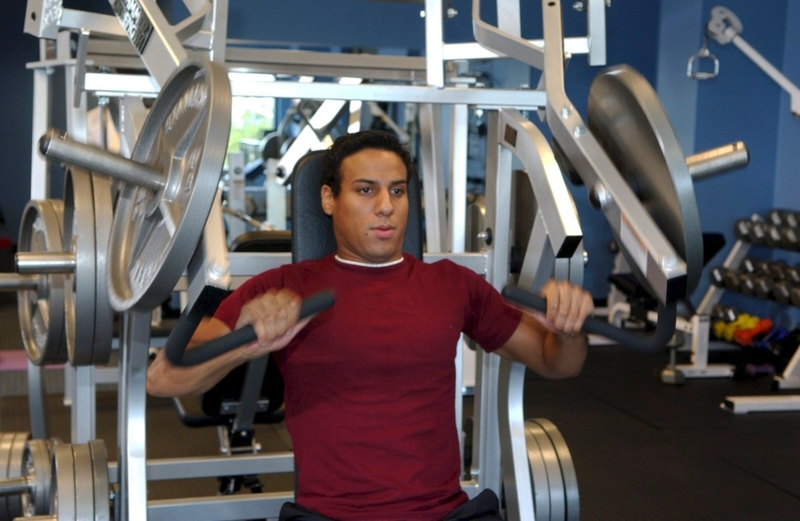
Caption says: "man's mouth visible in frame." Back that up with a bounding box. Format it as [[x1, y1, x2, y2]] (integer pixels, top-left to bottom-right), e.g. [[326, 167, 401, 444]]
[[372, 225, 395, 239]]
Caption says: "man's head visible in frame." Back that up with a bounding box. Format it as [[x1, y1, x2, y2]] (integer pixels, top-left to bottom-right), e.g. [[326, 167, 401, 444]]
[[321, 130, 414, 196], [320, 131, 413, 264]]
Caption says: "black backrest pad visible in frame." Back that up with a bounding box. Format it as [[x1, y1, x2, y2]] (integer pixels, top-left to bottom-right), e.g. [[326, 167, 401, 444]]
[[291, 150, 423, 262]]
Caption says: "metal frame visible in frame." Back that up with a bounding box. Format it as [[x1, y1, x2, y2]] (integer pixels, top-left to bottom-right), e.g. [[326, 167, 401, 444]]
[[18, 0, 623, 519]]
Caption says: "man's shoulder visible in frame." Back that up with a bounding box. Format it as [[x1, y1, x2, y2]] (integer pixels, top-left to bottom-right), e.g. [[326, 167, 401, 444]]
[[248, 256, 332, 286]]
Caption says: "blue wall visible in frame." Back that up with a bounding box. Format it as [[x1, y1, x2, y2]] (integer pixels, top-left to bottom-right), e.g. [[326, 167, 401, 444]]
[[655, 1, 800, 321]]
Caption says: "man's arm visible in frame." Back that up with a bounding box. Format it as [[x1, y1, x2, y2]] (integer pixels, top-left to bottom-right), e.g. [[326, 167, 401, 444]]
[[494, 279, 593, 379], [146, 289, 305, 397], [147, 316, 240, 397]]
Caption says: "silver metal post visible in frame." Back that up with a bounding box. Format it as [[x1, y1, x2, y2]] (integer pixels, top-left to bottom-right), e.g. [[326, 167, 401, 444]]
[[38, 129, 164, 192], [27, 358, 49, 439], [118, 311, 151, 521], [0, 476, 32, 495], [0, 274, 38, 290], [686, 141, 749, 181], [418, 104, 447, 252], [30, 67, 52, 200], [498, 359, 535, 521], [15, 252, 76, 274], [70, 365, 96, 443]]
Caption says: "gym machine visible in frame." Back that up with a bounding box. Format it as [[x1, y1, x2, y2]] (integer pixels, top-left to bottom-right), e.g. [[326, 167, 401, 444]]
[[5, 1, 728, 520]]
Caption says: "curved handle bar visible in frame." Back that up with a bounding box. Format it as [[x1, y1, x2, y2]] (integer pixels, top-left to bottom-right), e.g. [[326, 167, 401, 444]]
[[502, 285, 677, 352], [164, 290, 334, 367]]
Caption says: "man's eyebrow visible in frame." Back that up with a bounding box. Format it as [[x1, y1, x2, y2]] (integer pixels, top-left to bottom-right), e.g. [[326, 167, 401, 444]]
[[350, 179, 408, 186]]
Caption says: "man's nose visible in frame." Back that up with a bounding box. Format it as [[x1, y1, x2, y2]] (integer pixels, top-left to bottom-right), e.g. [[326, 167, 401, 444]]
[[376, 189, 394, 215]]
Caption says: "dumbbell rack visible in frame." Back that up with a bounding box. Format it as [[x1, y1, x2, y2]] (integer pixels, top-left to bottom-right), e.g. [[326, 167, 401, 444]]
[[680, 211, 800, 413]]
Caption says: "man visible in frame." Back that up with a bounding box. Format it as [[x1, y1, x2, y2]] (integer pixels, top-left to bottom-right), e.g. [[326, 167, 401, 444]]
[[147, 130, 594, 520]]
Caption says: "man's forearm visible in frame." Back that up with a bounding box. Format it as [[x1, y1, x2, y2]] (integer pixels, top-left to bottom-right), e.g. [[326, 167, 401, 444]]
[[146, 346, 247, 397], [542, 331, 588, 378]]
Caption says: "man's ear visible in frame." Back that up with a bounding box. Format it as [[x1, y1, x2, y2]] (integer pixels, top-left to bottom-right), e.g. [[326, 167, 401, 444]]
[[320, 185, 334, 216]]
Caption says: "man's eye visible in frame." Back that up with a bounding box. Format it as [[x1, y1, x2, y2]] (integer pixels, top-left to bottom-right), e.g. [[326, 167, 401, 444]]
[[358, 187, 372, 194], [392, 188, 406, 195]]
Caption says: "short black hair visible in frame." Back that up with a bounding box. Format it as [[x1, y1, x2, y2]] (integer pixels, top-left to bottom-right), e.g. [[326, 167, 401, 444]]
[[321, 130, 414, 196]]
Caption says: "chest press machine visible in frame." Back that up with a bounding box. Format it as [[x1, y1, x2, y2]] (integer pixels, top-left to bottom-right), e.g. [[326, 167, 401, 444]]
[[0, 1, 757, 520]]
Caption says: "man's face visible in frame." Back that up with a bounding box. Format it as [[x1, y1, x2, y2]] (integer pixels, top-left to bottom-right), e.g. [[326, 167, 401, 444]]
[[321, 148, 409, 264]]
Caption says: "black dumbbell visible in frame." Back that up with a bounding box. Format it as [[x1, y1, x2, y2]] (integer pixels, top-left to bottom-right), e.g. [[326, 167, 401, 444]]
[[753, 275, 775, 300], [767, 209, 800, 229], [779, 225, 800, 251], [710, 266, 727, 287], [748, 221, 768, 246], [785, 265, 800, 284], [723, 269, 742, 292], [711, 303, 739, 322], [791, 285, 800, 308], [766, 260, 790, 280], [764, 224, 784, 248], [734, 218, 767, 245], [734, 219, 753, 242], [774, 280, 794, 305], [741, 257, 761, 274], [739, 273, 757, 296]]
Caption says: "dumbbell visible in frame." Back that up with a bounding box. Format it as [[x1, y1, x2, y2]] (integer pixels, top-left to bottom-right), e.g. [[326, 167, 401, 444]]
[[720, 268, 742, 292], [709, 266, 728, 287], [713, 313, 759, 342], [767, 208, 800, 229], [733, 318, 773, 346], [752, 275, 775, 300], [734, 216, 766, 245], [779, 225, 800, 251], [738, 272, 757, 296], [740, 257, 761, 274], [765, 209, 800, 250], [711, 303, 739, 322], [785, 265, 800, 284], [773, 280, 794, 304], [791, 285, 800, 308]]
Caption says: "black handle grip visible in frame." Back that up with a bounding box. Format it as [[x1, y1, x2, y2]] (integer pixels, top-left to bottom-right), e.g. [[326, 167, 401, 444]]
[[165, 290, 334, 367], [501, 285, 677, 352]]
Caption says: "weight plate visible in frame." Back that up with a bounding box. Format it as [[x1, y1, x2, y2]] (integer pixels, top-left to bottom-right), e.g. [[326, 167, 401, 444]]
[[588, 65, 703, 296], [527, 422, 566, 521], [63, 167, 98, 366], [91, 173, 115, 366], [532, 419, 579, 521], [72, 444, 95, 520], [4, 432, 30, 520], [51, 443, 76, 521], [88, 440, 110, 521], [17, 199, 67, 365], [0, 432, 14, 521], [107, 58, 232, 312], [21, 438, 54, 517], [0, 432, 30, 521], [524, 426, 551, 521], [0, 432, 17, 521]]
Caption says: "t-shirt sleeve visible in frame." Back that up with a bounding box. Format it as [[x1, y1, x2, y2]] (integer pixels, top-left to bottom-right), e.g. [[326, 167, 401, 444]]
[[213, 268, 285, 331], [460, 267, 523, 352]]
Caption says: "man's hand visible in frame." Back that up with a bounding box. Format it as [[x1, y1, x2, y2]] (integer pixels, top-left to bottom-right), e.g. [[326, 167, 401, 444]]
[[236, 288, 308, 359], [537, 279, 594, 336]]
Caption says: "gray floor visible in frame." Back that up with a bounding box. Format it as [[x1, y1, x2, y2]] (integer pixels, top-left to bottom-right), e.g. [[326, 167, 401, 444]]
[[2, 291, 800, 519]]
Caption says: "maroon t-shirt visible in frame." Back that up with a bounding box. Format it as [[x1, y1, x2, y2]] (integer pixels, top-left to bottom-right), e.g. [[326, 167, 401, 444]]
[[214, 254, 522, 520]]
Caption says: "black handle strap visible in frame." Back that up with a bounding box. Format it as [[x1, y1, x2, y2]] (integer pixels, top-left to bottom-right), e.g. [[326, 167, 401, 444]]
[[164, 289, 334, 367], [502, 285, 676, 352]]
